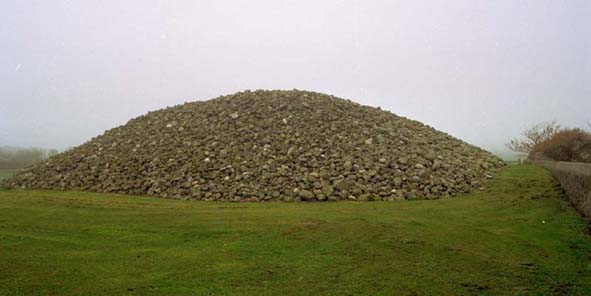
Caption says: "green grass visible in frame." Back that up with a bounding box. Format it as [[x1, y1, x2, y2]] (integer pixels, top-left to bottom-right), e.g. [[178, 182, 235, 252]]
[[0, 165, 590, 295]]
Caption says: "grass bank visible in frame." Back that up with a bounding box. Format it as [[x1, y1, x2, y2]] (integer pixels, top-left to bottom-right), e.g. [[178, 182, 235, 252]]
[[536, 160, 591, 220], [0, 165, 590, 295]]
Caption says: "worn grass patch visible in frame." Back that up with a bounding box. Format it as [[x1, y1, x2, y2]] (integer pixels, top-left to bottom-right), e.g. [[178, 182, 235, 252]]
[[0, 165, 590, 295]]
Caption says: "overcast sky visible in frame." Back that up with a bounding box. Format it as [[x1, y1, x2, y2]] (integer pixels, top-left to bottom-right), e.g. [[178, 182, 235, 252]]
[[1, 0, 589, 157]]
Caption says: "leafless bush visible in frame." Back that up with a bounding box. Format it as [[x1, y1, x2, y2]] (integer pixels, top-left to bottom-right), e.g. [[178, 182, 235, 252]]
[[507, 121, 562, 155]]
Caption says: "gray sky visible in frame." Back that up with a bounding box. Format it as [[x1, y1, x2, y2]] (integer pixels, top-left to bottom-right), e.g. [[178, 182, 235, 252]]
[[1, 0, 589, 157]]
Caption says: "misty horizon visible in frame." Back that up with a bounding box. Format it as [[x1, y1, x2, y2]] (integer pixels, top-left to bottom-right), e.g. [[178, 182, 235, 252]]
[[1, 1, 590, 158]]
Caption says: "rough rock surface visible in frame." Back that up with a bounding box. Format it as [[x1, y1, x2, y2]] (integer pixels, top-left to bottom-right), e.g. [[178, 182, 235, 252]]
[[3, 90, 505, 201]]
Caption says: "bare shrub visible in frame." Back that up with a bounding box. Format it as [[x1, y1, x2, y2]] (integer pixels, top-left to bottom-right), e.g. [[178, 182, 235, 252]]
[[507, 121, 562, 154]]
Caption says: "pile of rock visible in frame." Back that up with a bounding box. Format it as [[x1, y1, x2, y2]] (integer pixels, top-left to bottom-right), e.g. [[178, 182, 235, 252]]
[[3, 90, 505, 201]]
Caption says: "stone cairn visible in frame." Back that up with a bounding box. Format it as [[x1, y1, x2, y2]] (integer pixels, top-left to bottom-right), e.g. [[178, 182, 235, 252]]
[[3, 90, 505, 201]]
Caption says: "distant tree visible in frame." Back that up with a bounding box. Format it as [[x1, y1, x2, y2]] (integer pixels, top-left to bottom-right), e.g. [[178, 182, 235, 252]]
[[507, 121, 562, 155], [0, 146, 59, 170]]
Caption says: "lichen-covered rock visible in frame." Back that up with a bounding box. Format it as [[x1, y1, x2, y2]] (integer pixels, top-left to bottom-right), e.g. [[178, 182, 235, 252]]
[[2, 89, 505, 201]]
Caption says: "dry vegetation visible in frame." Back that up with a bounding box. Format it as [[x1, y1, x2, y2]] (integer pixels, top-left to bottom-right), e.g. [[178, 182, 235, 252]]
[[507, 121, 562, 155], [533, 129, 591, 163], [508, 121, 591, 163]]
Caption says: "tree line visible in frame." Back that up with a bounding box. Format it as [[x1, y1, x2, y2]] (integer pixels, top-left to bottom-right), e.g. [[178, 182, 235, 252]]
[[0, 146, 60, 170]]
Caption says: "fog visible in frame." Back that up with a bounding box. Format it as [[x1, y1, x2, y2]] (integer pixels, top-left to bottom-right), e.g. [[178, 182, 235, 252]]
[[1, 0, 589, 158]]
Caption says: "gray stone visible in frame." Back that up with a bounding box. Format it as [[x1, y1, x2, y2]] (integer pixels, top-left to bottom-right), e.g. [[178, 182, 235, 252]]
[[298, 190, 315, 201], [322, 185, 334, 197]]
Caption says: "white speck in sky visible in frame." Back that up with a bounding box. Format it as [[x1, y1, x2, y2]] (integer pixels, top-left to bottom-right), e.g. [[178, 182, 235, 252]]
[[161, 33, 167, 40], [15, 63, 21, 71]]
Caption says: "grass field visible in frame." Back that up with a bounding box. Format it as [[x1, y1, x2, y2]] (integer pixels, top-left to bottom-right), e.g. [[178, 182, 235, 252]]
[[0, 165, 590, 295]]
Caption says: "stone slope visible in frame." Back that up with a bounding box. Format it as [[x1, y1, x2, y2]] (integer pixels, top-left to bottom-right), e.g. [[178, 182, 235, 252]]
[[4, 90, 505, 201]]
